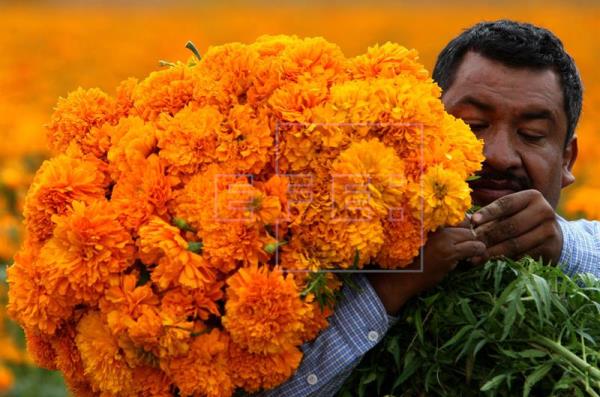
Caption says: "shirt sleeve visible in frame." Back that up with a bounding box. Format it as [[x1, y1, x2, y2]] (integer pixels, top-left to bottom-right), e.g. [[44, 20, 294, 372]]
[[258, 273, 396, 397], [556, 216, 600, 278]]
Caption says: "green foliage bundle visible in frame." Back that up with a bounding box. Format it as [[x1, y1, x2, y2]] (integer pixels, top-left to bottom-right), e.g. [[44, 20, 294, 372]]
[[339, 258, 600, 396]]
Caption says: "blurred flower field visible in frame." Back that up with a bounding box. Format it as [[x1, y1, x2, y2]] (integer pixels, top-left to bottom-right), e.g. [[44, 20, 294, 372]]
[[0, 2, 598, 395]]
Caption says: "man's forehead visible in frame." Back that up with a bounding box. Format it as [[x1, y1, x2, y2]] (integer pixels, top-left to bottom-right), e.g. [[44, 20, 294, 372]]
[[444, 52, 565, 114]]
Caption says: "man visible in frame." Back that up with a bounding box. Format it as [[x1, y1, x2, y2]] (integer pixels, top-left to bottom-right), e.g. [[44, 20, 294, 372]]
[[262, 20, 600, 396]]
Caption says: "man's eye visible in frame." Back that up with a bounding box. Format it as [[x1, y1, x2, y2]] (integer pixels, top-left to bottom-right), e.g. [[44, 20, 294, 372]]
[[467, 123, 488, 133], [518, 130, 545, 142]]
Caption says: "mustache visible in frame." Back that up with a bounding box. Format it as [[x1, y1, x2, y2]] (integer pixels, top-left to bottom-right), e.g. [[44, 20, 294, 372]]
[[469, 164, 532, 191]]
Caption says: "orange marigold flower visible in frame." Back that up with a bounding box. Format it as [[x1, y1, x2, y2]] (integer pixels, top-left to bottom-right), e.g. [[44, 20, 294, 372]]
[[228, 341, 302, 393], [46, 87, 118, 153], [106, 116, 157, 180], [156, 105, 220, 178], [161, 282, 223, 321], [280, 36, 347, 85], [165, 328, 233, 397], [24, 327, 57, 370], [131, 366, 172, 397], [75, 311, 134, 395], [114, 77, 138, 118], [137, 216, 214, 290], [409, 164, 472, 230], [222, 265, 309, 354], [7, 246, 74, 334], [43, 200, 135, 303], [197, 42, 258, 106], [23, 153, 108, 243], [132, 62, 197, 121], [52, 326, 96, 397], [111, 154, 175, 231], [216, 105, 272, 174], [376, 214, 426, 268], [168, 163, 243, 233], [350, 42, 429, 80], [200, 184, 269, 273]]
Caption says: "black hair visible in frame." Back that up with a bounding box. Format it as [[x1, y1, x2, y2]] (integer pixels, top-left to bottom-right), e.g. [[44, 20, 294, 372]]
[[433, 19, 583, 144]]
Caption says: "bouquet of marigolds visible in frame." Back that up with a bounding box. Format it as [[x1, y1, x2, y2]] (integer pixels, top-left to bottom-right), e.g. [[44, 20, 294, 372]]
[[7, 35, 483, 396]]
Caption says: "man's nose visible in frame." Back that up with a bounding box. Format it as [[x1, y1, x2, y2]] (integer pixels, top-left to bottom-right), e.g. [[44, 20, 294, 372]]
[[482, 126, 522, 172]]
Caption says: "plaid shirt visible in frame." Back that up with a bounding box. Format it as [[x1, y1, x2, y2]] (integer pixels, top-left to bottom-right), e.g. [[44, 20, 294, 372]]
[[260, 217, 600, 397]]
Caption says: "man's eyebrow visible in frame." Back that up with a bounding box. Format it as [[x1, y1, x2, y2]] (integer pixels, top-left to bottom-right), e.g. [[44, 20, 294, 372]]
[[455, 96, 494, 111], [519, 109, 555, 122]]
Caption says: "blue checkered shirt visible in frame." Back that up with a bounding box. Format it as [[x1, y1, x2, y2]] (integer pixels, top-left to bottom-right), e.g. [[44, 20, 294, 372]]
[[259, 217, 600, 397]]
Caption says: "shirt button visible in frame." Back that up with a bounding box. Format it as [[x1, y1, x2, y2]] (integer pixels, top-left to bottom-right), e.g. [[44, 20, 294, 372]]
[[368, 330, 379, 342], [307, 373, 318, 385]]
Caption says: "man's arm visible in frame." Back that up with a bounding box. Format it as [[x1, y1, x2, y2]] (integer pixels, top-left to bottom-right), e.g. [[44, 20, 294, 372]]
[[556, 216, 600, 278], [259, 274, 395, 397]]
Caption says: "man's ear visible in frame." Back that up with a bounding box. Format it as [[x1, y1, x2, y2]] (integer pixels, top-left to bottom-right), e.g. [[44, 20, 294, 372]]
[[561, 135, 578, 188]]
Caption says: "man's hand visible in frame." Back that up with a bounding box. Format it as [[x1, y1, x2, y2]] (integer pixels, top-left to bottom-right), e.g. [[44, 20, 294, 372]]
[[368, 220, 485, 315], [471, 189, 563, 265]]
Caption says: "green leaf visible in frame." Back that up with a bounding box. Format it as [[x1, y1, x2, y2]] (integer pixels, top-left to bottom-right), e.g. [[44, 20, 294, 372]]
[[480, 374, 507, 392], [523, 363, 553, 397]]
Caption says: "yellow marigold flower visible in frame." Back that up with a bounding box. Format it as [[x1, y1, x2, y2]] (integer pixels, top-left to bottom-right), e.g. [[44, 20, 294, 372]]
[[137, 216, 215, 290], [228, 341, 302, 393], [350, 42, 429, 80], [292, 207, 384, 269], [132, 62, 197, 121], [165, 328, 233, 397], [106, 116, 157, 180], [24, 327, 57, 370], [46, 87, 118, 153], [331, 138, 406, 217], [44, 200, 135, 303], [75, 311, 134, 395], [222, 265, 309, 354], [23, 153, 108, 243], [111, 154, 175, 231], [156, 105, 220, 178], [7, 246, 74, 334], [410, 164, 472, 230], [376, 215, 426, 268], [216, 105, 272, 174]]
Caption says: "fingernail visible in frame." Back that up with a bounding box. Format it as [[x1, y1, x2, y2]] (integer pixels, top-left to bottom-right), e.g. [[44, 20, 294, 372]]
[[472, 213, 482, 224]]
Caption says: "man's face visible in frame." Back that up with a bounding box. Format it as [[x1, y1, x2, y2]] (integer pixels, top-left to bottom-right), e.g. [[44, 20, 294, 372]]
[[442, 51, 577, 209]]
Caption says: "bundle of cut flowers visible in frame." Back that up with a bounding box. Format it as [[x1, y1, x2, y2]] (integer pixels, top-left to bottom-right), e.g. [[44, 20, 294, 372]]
[[339, 257, 600, 397], [6, 35, 483, 396]]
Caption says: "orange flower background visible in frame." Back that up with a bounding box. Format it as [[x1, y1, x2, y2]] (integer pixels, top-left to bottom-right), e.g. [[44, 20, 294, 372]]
[[0, 2, 598, 396]]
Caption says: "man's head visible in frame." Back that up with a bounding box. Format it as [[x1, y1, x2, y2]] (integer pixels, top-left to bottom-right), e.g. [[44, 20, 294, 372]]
[[433, 20, 583, 209]]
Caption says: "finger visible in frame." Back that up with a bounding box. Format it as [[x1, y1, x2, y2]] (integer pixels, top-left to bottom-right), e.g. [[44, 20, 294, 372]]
[[454, 240, 487, 260], [471, 190, 538, 226], [474, 201, 554, 247], [443, 227, 481, 244], [485, 222, 555, 259]]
